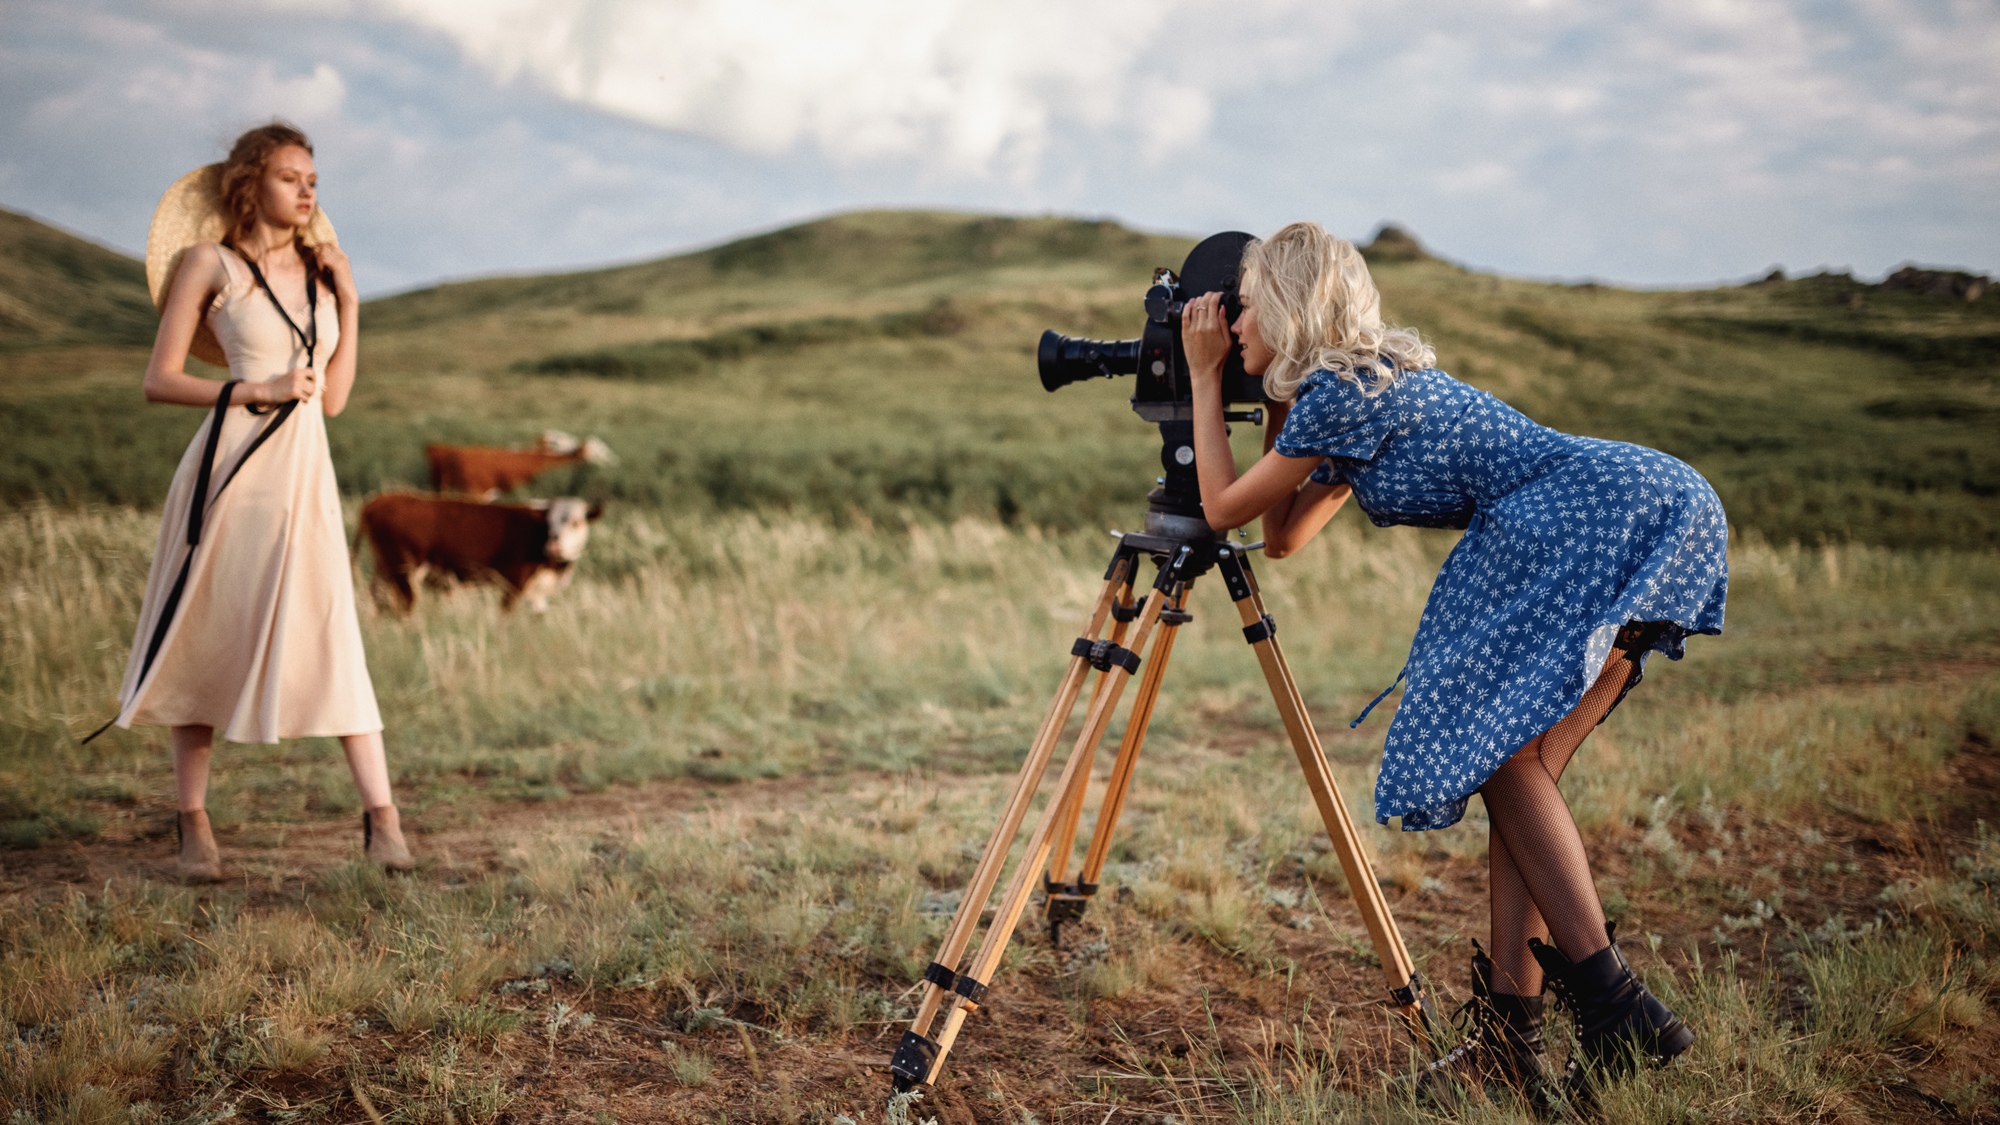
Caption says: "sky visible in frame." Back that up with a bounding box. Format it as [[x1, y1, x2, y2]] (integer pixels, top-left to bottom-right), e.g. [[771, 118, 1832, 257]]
[[2, 0, 1995, 296]]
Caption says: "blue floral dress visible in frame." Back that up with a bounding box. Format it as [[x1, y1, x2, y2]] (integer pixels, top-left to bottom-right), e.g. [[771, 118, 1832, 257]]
[[1273, 367, 1728, 831]]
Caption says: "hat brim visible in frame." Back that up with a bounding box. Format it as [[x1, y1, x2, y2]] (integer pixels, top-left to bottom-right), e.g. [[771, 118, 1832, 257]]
[[146, 163, 338, 369]]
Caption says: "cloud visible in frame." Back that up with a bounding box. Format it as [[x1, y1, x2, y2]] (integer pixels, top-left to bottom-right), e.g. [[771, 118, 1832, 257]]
[[0, 0, 1993, 292], [364, 0, 1236, 176], [1177, 0, 2000, 281], [0, 1, 828, 290], [0, 6, 354, 242]]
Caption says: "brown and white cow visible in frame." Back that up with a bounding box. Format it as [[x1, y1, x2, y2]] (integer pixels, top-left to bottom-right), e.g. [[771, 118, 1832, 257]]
[[426, 430, 617, 500], [358, 493, 603, 613]]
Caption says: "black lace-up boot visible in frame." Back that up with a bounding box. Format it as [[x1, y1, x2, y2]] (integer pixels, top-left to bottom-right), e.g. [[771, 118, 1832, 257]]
[[1418, 941, 1549, 1106], [1529, 922, 1694, 1089]]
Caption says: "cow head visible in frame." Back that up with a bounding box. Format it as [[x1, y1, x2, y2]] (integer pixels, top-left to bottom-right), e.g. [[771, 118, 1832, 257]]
[[537, 429, 581, 455], [544, 497, 600, 563], [580, 437, 618, 466]]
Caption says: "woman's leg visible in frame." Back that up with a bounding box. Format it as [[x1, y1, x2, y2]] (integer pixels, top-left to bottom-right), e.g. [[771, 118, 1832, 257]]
[[1485, 648, 1639, 992], [339, 730, 395, 809], [342, 731, 414, 870], [172, 724, 214, 811], [171, 725, 223, 880], [1487, 826, 1548, 995]]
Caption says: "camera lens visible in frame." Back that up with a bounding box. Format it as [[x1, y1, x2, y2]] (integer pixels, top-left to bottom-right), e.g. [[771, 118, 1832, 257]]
[[1038, 331, 1142, 393]]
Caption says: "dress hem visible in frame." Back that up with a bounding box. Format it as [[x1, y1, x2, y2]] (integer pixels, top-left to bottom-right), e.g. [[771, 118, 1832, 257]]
[[115, 717, 385, 744], [1374, 619, 1722, 832]]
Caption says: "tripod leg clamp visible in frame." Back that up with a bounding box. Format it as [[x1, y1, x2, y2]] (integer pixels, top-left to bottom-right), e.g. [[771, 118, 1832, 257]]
[[1072, 637, 1140, 674], [920, 960, 988, 1005], [952, 974, 989, 1005], [889, 1030, 940, 1090], [1241, 614, 1276, 644]]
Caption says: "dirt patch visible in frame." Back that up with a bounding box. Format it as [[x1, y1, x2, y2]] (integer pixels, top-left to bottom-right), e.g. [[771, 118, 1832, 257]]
[[6, 727, 1999, 1123], [0, 772, 828, 900]]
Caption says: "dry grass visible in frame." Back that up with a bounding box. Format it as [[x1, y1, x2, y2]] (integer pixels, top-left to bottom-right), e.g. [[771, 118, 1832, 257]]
[[14, 504, 1990, 834], [3, 502, 1447, 831], [2, 762, 1997, 1120], [3, 505, 1998, 1121]]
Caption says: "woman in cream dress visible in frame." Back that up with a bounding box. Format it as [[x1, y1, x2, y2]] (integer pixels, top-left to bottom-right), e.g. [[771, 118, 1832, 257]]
[[119, 123, 413, 879]]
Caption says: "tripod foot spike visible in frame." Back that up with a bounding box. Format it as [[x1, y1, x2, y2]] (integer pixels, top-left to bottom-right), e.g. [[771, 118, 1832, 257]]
[[887, 1030, 938, 1095], [1043, 888, 1091, 948]]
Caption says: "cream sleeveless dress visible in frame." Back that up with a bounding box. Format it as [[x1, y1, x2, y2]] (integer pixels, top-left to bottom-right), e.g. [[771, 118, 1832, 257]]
[[115, 244, 382, 742]]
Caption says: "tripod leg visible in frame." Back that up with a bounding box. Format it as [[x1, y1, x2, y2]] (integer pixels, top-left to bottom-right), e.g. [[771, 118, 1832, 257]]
[[1215, 546, 1439, 1052], [1044, 577, 1137, 899], [915, 581, 1178, 1087], [896, 552, 1135, 1064], [1056, 583, 1191, 940]]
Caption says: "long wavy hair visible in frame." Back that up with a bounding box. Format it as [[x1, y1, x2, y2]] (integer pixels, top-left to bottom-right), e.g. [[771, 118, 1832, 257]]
[[1240, 222, 1433, 401], [218, 122, 326, 280]]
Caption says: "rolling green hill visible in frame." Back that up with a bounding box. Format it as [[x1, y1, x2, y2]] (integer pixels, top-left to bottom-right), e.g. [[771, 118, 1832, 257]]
[[1, 206, 1994, 547], [0, 208, 157, 348]]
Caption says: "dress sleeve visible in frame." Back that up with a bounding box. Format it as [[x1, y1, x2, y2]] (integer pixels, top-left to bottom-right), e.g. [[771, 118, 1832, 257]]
[[1272, 372, 1395, 465]]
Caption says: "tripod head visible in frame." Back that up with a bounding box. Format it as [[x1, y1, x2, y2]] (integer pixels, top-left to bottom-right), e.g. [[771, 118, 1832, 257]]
[[1035, 231, 1269, 541]]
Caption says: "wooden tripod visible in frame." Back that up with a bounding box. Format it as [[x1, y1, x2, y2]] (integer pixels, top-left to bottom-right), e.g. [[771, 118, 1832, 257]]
[[887, 528, 1439, 1092]]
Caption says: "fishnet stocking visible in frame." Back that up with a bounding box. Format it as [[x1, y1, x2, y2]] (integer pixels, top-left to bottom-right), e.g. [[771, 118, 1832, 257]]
[[1481, 642, 1641, 996]]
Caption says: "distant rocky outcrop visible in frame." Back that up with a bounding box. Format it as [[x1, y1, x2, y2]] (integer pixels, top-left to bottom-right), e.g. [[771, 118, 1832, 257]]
[[1360, 224, 1429, 263], [1880, 266, 1989, 302]]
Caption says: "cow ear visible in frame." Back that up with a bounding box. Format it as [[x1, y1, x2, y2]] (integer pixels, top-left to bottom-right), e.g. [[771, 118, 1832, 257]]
[[587, 502, 604, 521]]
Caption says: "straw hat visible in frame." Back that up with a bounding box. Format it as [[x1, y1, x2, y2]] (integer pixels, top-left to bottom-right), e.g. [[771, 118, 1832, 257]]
[[146, 163, 338, 367]]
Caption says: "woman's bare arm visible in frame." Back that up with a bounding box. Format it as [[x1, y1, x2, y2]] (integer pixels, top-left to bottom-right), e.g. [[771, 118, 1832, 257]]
[[1251, 397, 1352, 556], [315, 243, 361, 417], [143, 246, 237, 406], [142, 246, 312, 408], [1261, 480, 1351, 557], [1192, 438, 1323, 531], [1181, 290, 1332, 533]]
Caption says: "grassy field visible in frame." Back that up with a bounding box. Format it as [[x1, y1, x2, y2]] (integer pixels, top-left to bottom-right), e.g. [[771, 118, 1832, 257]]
[[3, 506, 1998, 1122], [3, 208, 1999, 1122]]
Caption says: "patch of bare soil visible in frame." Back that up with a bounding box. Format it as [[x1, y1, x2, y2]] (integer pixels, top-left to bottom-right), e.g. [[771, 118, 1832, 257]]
[[0, 772, 828, 898], [6, 727, 1998, 1123]]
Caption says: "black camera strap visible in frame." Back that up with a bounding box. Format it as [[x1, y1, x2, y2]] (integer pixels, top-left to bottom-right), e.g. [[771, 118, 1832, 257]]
[[81, 249, 319, 744], [215, 249, 310, 488], [241, 249, 318, 401]]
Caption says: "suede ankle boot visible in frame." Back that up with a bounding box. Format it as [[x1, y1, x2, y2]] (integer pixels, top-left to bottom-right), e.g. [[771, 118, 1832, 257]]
[[176, 810, 223, 883], [1419, 941, 1548, 1104], [1529, 922, 1693, 1085], [362, 805, 415, 872]]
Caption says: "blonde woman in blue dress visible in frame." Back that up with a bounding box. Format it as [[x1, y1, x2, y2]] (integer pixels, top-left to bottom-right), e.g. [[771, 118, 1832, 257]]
[[120, 123, 413, 880], [1180, 223, 1728, 1100]]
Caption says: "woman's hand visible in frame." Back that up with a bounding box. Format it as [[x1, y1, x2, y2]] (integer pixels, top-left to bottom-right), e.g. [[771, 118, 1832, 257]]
[[257, 367, 318, 404], [316, 242, 359, 305], [1182, 290, 1233, 390]]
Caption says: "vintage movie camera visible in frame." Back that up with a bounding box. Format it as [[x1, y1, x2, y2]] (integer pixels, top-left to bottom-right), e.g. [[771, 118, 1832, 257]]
[[1036, 231, 1267, 531]]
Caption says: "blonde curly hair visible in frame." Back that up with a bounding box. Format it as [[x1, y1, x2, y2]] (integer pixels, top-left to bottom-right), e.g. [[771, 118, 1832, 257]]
[[1240, 221, 1433, 401]]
